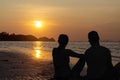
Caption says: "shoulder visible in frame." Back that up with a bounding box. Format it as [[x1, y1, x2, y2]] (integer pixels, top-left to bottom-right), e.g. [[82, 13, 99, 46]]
[[100, 46, 110, 52], [52, 48, 57, 52], [52, 48, 72, 53], [85, 47, 92, 55], [65, 49, 75, 53], [66, 49, 73, 52], [99, 46, 111, 58], [62, 49, 72, 53], [52, 48, 58, 54]]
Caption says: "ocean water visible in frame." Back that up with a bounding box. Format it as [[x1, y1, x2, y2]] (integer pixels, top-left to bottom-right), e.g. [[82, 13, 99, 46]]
[[0, 41, 119, 64]]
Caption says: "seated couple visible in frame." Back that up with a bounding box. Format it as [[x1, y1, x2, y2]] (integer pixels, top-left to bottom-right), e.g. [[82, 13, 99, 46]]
[[52, 31, 120, 80]]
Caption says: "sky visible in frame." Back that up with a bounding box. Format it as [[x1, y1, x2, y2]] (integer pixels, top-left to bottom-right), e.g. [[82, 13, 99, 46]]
[[0, 0, 120, 41]]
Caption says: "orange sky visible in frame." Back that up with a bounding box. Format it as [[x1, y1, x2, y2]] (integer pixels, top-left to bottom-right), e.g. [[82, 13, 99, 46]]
[[0, 0, 120, 41]]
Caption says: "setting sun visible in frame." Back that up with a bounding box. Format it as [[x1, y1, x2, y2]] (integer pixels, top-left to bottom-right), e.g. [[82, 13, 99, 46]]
[[35, 21, 42, 28]]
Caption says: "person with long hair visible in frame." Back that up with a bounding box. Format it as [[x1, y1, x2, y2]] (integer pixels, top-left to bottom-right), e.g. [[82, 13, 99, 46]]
[[52, 34, 85, 80]]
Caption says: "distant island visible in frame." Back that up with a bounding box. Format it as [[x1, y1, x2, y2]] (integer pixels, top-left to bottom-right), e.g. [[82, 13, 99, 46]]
[[0, 32, 55, 41]]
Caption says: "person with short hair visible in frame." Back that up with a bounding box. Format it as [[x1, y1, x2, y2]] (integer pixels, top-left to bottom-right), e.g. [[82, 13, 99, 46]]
[[85, 31, 113, 80]]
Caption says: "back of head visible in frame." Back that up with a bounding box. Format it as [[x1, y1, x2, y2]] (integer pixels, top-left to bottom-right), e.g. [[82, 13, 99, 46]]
[[88, 31, 99, 43], [58, 34, 69, 45]]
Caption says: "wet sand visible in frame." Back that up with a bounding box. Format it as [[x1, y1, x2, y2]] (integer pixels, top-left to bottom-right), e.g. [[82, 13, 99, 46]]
[[1, 51, 118, 80], [0, 51, 54, 80]]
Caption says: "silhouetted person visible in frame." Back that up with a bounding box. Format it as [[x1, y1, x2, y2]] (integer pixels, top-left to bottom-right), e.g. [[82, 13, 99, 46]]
[[85, 31, 113, 80], [52, 34, 85, 80], [112, 62, 120, 80]]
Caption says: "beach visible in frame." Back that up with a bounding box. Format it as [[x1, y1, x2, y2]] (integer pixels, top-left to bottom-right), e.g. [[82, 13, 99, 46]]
[[0, 41, 119, 80], [0, 52, 118, 80], [0, 51, 87, 80], [0, 51, 54, 80]]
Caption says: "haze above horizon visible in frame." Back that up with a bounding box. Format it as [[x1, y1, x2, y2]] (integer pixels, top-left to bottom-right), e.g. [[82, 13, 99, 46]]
[[0, 0, 120, 41]]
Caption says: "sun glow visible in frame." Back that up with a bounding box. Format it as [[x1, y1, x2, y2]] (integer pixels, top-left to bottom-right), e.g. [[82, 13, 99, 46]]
[[35, 49, 41, 58], [35, 21, 42, 28]]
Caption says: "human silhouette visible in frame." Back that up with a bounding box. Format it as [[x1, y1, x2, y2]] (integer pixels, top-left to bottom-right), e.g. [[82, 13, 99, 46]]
[[85, 31, 113, 80], [52, 34, 85, 80], [112, 62, 120, 80]]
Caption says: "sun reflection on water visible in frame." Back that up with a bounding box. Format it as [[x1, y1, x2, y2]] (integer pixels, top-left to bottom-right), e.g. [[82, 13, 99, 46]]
[[33, 41, 42, 59], [33, 41, 51, 60], [35, 49, 41, 58]]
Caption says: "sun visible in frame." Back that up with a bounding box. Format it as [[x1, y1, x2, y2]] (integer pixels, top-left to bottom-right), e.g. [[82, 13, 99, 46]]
[[35, 21, 42, 28]]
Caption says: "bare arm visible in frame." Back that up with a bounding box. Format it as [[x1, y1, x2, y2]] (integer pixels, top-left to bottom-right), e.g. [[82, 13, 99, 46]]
[[66, 49, 84, 58]]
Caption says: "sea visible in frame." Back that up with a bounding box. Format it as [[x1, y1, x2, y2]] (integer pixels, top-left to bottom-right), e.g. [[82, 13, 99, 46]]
[[0, 41, 119, 65]]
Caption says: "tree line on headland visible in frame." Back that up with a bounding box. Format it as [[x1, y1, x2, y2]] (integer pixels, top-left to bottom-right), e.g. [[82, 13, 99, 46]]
[[0, 32, 55, 41]]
